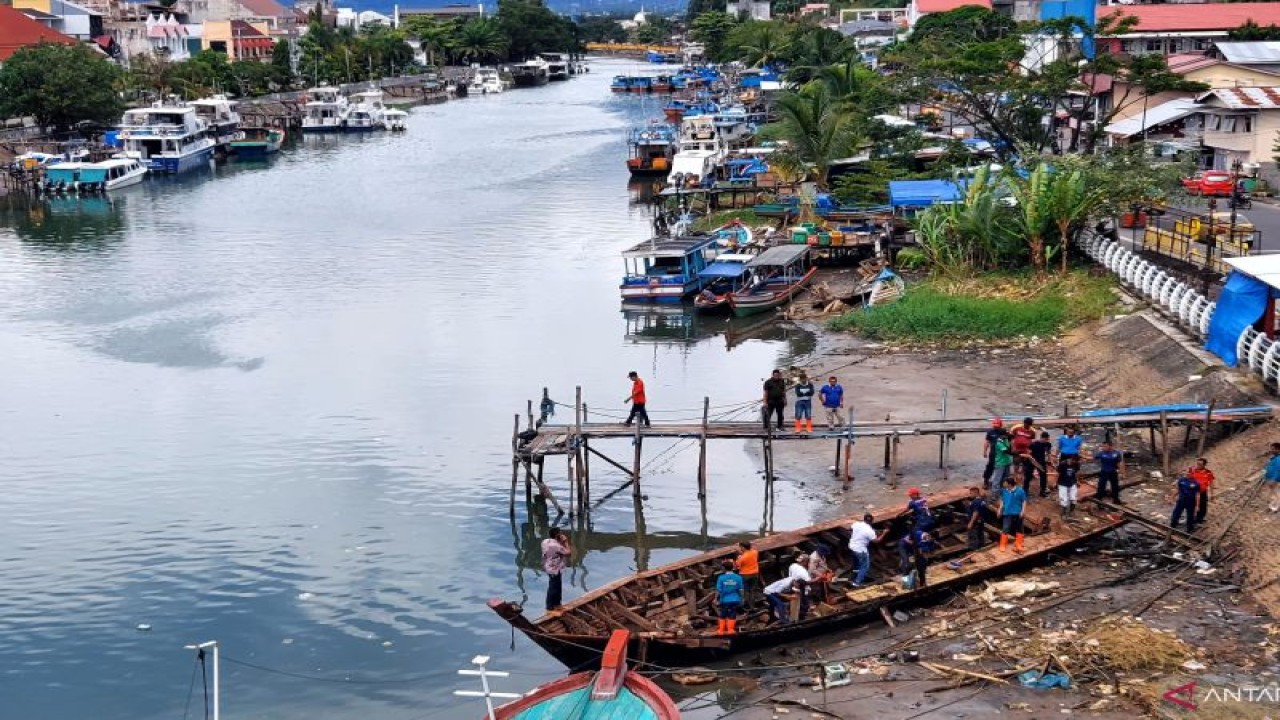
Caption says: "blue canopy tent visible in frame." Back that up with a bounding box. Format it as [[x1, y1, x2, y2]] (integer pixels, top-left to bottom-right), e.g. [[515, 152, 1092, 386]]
[[888, 179, 964, 209], [1207, 256, 1280, 366]]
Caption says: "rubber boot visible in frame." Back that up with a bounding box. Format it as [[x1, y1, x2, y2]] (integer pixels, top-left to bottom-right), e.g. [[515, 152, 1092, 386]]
[[716, 619, 726, 635], [806, 419, 814, 433], [999, 534, 1009, 552], [727, 618, 737, 634], [1014, 533, 1025, 553], [794, 419, 802, 433]]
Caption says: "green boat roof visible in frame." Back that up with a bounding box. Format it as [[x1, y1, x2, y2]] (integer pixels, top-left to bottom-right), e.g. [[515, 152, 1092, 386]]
[[512, 686, 660, 720]]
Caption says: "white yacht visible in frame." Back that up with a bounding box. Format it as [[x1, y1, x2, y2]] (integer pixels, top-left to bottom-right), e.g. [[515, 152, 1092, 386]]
[[383, 108, 408, 131], [468, 67, 504, 95], [346, 90, 387, 131], [301, 86, 350, 133], [117, 103, 215, 174], [82, 156, 149, 190], [666, 115, 727, 186], [189, 94, 242, 148]]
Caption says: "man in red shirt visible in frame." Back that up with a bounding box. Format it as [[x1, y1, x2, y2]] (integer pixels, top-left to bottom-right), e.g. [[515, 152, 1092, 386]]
[[624, 371, 651, 427], [1188, 457, 1215, 524]]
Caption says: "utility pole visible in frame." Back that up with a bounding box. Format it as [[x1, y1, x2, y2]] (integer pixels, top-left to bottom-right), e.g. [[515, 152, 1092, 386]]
[[1203, 196, 1218, 296]]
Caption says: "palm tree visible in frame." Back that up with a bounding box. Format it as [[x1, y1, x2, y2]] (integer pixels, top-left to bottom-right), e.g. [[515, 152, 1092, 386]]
[[403, 17, 454, 68], [1011, 164, 1055, 274], [816, 56, 879, 110], [453, 18, 507, 64], [727, 21, 791, 68], [785, 26, 854, 85], [772, 84, 850, 189], [1045, 168, 1105, 273]]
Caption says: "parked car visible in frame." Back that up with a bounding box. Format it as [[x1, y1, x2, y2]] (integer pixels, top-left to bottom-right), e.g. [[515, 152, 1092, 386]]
[[1199, 172, 1237, 197], [1181, 171, 1205, 193]]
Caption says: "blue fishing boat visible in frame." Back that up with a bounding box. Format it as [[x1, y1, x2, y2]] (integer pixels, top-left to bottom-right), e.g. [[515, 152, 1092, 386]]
[[488, 630, 680, 720], [629, 76, 654, 93], [620, 234, 719, 303], [694, 252, 755, 313], [610, 75, 631, 92]]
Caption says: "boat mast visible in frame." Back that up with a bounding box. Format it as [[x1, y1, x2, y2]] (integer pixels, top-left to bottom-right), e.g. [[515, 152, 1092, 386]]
[[454, 655, 521, 720], [184, 640, 220, 720]]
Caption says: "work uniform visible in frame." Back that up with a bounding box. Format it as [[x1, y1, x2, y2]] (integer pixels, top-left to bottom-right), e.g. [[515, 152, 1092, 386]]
[[763, 377, 787, 431], [1029, 439, 1052, 496], [1095, 448, 1124, 502], [1057, 433, 1083, 463], [907, 497, 934, 530], [794, 381, 815, 431], [1170, 475, 1201, 533], [1189, 467, 1215, 524], [897, 529, 933, 588], [715, 571, 744, 634], [1000, 485, 1027, 552], [735, 548, 760, 607]]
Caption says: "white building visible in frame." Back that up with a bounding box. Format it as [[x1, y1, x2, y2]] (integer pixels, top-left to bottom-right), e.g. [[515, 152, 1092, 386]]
[[726, 0, 770, 21]]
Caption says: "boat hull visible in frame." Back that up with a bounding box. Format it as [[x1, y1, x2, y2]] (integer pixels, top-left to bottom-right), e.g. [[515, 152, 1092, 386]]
[[231, 143, 277, 157], [620, 282, 696, 303], [145, 146, 214, 174], [730, 266, 818, 317], [513, 74, 549, 88]]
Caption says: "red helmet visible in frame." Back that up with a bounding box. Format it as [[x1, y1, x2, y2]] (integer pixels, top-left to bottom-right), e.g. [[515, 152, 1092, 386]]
[[991, 418, 1004, 428], [907, 487, 921, 497]]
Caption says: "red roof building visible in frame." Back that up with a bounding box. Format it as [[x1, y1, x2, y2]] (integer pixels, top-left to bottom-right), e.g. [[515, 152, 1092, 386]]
[[0, 4, 77, 62], [1096, 3, 1280, 56]]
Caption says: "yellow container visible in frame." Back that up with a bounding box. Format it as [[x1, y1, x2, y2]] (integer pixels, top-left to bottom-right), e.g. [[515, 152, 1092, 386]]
[[829, 230, 844, 246]]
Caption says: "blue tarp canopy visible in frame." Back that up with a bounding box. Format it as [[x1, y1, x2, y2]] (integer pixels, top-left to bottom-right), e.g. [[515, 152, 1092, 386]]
[[889, 179, 963, 209], [1206, 270, 1271, 366], [699, 261, 751, 279]]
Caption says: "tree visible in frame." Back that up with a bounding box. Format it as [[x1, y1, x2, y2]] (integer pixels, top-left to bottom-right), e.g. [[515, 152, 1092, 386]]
[[783, 24, 854, 84], [271, 39, 296, 87], [401, 16, 454, 66], [725, 21, 791, 67], [686, 0, 726, 21], [453, 18, 508, 63], [126, 53, 176, 98], [0, 43, 123, 130], [577, 15, 627, 43], [1011, 164, 1056, 273], [1228, 19, 1280, 41], [496, 0, 576, 60], [689, 11, 737, 61], [771, 84, 851, 188]]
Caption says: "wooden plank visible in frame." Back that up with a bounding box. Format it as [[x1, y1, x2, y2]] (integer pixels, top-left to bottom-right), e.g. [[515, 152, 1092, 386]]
[[602, 599, 661, 631]]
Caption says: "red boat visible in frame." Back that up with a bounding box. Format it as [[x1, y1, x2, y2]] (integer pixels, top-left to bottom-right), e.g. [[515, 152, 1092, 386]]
[[490, 629, 680, 719]]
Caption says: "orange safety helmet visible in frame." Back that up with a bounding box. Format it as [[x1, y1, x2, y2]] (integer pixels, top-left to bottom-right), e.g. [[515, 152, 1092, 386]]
[[907, 487, 921, 497], [991, 418, 1004, 428]]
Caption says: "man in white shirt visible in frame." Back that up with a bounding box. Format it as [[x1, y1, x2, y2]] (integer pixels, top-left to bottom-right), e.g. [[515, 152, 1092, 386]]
[[848, 514, 886, 587], [763, 574, 808, 625]]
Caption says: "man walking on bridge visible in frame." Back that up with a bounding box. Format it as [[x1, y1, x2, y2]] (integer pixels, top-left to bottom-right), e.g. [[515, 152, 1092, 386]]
[[623, 371, 650, 427]]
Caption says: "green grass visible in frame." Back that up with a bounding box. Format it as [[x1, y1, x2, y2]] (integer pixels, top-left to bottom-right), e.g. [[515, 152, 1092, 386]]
[[693, 209, 767, 232], [830, 270, 1115, 343]]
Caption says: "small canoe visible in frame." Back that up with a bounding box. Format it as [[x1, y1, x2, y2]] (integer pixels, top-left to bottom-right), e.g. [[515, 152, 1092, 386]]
[[490, 629, 680, 720], [490, 485, 1124, 670], [231, 127, 285, 157]]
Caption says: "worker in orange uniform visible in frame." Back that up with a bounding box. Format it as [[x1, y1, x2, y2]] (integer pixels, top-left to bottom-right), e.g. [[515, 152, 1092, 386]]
[[735, 540, 760, 609], [623, 371, 650, 427], [1188, 457, 1215, 525]]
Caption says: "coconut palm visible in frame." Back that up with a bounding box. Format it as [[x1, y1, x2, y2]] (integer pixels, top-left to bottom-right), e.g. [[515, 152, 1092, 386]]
[[453, 18, 507, 64], [1044, 168, 1106, 272], [1011, 164, 1056, 274], [727, 21, 791, 68], [771, 84, 851, 189]]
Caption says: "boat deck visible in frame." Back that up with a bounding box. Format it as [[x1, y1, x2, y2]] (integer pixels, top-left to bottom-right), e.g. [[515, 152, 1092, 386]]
[[621, 235, 715, 257]]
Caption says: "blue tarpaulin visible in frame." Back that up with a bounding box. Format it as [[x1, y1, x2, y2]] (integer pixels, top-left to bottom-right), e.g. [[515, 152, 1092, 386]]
[[699, 261, 750, 279], [1206, 271, 1270, 367], [888, 180, 963, 209]]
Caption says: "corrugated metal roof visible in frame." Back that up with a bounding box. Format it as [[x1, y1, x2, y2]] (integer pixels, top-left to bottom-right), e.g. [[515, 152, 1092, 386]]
[[1198, 86, 1280, 109], [1103, 98, 1200, 137], [1214, 41, 1280, 64], [1097, 3, 1280, 33]]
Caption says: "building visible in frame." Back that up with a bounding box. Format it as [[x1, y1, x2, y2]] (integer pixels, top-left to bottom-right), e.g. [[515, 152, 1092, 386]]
[[11, 0, 102, 40], [203, 18, 273, 60], [0, 3, 77, 62], [236, 0, 296, 39], [1095, 3, 1280, 57], [726, 0, 770, 22], [907, 0, 991, 28], [839, 7, 908, 25], [144, 12, 193, 59], [1107, 51, 1280, 124], [1195, 86, 1280, 171], [393, 3, 483, 25]]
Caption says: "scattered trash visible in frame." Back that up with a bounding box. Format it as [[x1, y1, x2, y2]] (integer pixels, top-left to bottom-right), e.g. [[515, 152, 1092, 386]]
[[1182, 660, 1207, 671], [136, 624, 152, 632], [892, 610, 910, 623], [1018, 670, 1071, 689], [673, 669, 718, 685], [823, 663, 852, 688], [978, 580, 1061, 606]]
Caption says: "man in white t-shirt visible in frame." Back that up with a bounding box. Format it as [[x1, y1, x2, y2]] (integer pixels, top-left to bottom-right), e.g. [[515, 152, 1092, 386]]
[[848, 514, 886, 587], [763, 574, 807, 625]]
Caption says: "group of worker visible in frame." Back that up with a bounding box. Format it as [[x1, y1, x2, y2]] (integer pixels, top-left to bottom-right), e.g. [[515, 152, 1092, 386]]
[[982, 417, 1131, 518], [762, 369, 846, 432]]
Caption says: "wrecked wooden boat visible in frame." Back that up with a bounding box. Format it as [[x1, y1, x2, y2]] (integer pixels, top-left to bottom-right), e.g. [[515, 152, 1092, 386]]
[[489, 486, 1124, 670], [488, 629, 680, 719]]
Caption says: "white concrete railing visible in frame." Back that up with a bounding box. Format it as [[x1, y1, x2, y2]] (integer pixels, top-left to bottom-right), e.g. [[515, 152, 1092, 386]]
[[1081, 232, 1280, 385]]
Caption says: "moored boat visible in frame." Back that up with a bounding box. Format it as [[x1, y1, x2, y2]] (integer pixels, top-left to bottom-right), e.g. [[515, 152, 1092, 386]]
[[469, 67, 505, 94], [383, 109, 408, 131], [626, 124, 676, 177], [489, 487, 1125, 670], [117, 102, 215, 174], [711, 219, 755, 249], [485, 630, 680, 719], [694, 252, 754, 313], [540, 52, 569, 81], [84, 156, 148, 189], [511, 58, 550, 87], [667, 115, 727, 187], [346, 90, 387, 132], [611, 75, 632, 92], [729, 245, 817, 317], [620, 234, 719, 303], [189, 94, 241, 149], [231, 127, 285, 157], [301, 86, 350, 133]]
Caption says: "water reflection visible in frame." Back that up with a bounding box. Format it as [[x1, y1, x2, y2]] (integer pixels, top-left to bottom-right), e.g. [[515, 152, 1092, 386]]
[[628, 178, 665, 206], [0, 194, 125, 250], [621, 304, 816, 355]]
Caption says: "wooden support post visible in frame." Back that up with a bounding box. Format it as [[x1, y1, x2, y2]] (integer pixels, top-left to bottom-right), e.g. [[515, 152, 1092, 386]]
[[938, 389, 948, 469], [510, 414, 520, 512], [632, 420, 643, 499], [527, 399, 534, 431], [697, 397, 709, 500], [835, 438, 843, 479], [883, 414, 892, 469], [1196, 399, 1217, 458], [573, 386, 584, 513], [1160, 410, 1171, 478], [534, 458, 565, 517], [890, 432, 901, 489], [582, 402, 591, 509]]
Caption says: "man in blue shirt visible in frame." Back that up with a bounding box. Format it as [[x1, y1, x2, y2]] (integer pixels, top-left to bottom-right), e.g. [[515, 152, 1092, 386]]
[[965, 486, 990, 550], [1169, 474, 1201, 533], [818, 376, 845, 430], [898, 528, 934, 588], [999, 477, 1027, 553], [1057, 426, 1084, 464], [715, 560, 745, 635], [906, 487, 934, 530], [1094, 440, 1126, 504], [1267, 443, 1280, 512]]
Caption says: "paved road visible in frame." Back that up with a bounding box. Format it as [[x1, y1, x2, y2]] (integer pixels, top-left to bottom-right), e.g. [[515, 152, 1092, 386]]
[[1170, 195, 1280, 254]]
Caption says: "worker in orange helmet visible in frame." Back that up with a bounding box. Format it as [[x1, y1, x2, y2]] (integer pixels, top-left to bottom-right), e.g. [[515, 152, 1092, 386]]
[[906, 487, 934, 530]]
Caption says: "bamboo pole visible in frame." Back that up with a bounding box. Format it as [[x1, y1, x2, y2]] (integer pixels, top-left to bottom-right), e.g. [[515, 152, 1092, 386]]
[[1196, 399, 1217, 458], [697, 396, 709, 500], [1160, 410, 1171, 478], [510, 413, 520, 513]]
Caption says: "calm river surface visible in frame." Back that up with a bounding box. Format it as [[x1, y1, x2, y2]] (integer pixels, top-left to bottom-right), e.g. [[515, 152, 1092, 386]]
[[0, 61, 824, 719]]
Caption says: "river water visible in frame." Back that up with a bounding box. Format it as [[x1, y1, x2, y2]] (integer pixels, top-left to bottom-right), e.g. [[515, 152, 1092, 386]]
[[0, 61, 825, 719]]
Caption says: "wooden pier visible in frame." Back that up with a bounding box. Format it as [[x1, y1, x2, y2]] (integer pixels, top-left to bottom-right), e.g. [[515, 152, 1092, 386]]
[[510, 393, 1274, 523]]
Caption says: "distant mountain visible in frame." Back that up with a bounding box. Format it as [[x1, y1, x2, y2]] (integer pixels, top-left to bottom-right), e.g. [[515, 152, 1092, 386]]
[[328, 0, 685, 20]]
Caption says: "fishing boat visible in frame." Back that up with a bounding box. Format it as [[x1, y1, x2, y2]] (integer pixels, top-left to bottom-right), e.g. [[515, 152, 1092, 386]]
[[652, 74, 673, 93], [41, 162, 93, 193], [540, 52, 569, 81], [485, 630, 680, 719], [83, 156, 148, 190], [189, 94, 241, 150], [711, 219, 755, 249], [711, 105, 756, 147], [694, 252, 755, 313], [511, 58, 550, 87], [667, 115, 727, 186], [301, 86, 350, 133], [230, 127, 285, 157], [629, 76, 653, 94], [117, 103, 215, 174], [470, 67, 505, 94], [729, 245, 818, 317], [619, 234, 720, 303], [490, 487, 1125, 670], [625, 124, 676, 177], [383, 109, 409, 131], [610, 75, 632, 93], [345, 90, 387, 131]]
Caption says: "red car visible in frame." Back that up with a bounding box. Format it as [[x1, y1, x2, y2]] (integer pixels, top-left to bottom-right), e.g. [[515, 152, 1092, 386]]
[[1183, 171, 1237, 196]]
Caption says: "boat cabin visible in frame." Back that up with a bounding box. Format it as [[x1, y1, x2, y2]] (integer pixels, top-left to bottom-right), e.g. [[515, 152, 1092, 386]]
[[619, 235, 720, 303]]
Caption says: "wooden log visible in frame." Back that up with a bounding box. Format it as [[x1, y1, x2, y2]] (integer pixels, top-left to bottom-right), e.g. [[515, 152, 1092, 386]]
[[582, 402, 591, 508], [890, 432, 900, 489], [918, 661, 1010, 684], [602, 599, 661, 631]]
